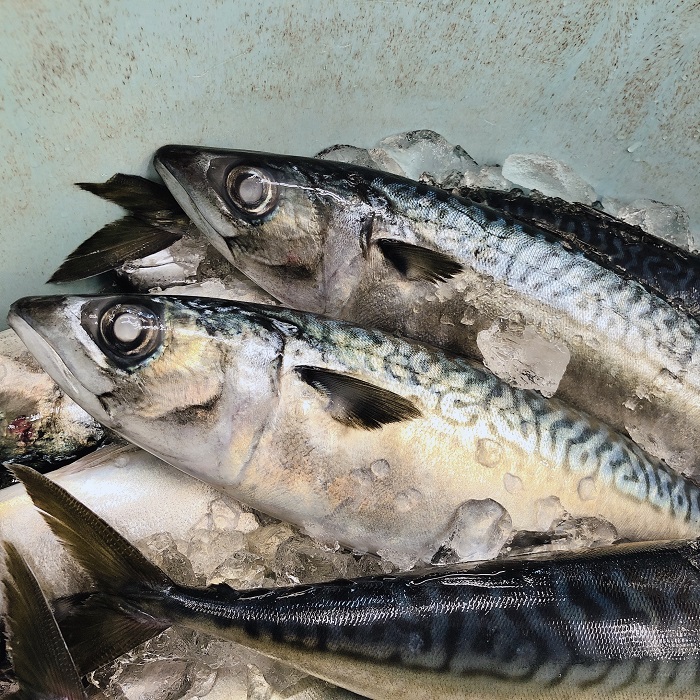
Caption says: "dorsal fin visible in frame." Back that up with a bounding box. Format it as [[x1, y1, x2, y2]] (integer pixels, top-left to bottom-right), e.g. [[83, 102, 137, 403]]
[[296, 366, 421, 430], [2, 542, 86, 699], [377, 239, 464, 283]]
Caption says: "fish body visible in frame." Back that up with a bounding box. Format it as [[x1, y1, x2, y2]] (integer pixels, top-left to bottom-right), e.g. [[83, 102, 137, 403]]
[[0, 328, 105, 483], [15, 465, 700, 700], [9, 294, 700, 563], [457, 185, 700, 318], [154, 147, 700, 474]]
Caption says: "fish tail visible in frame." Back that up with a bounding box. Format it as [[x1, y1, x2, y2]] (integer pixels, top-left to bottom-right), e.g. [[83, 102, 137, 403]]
[[48, 174, 188, 283], [9, 465, 172, 675], [2, 540, 86, 698]]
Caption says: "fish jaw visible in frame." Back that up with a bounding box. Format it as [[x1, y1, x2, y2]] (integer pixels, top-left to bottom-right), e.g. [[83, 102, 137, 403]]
[[8, 296, 117, 429], [154, 145, 235, 266]]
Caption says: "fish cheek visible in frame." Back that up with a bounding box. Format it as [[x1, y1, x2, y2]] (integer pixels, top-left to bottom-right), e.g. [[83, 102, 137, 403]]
[[232, 197, 325, 274], [111, 333, 227, 422]]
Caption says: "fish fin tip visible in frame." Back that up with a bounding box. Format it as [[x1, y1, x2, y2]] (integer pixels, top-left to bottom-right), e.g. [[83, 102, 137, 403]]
[[377, 239, 464, 283], [295, 366, 421, 430], [54, 592, 169, 676], [2, 541, 86, 698], [48, 217, 180, 282], [9, 465, 172, 595]]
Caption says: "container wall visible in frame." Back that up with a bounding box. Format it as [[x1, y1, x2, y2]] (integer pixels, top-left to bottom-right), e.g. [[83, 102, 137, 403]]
[[1, 0, 698, 329]]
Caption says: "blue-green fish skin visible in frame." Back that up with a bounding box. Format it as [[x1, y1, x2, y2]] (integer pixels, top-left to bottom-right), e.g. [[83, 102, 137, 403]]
[[14, 464, 700, 700], [154, 146, 700, 476]]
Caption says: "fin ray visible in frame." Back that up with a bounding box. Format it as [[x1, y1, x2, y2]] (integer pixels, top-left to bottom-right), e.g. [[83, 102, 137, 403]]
[[377, 238, 464, 283], [296, 366, 421, 430]]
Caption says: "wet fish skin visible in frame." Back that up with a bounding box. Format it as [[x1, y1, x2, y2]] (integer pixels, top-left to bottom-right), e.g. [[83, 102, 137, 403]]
[[154, 146, 700, 475], [459, 185, 700, 318], [15, 464, 700, 700], [9, 294, 700, 564]]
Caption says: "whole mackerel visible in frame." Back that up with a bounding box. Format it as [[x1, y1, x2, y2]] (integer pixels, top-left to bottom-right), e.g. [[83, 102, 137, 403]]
[[16, 464, 700, 700], [154, 146, 700, 474], [9, 295, 700, 563]]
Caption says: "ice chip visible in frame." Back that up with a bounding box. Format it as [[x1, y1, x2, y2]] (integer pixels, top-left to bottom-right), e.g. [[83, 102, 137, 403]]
[[476, 322, 571, 397], [535, 496, 567, 531], [460, 165, 514, 191], [616, 199, 691, 249], [376, 130, 478, 184], [502, 153, 596, 203], [138, 532, 201, 586], [436, 499, 512, 563], [186, 528, 245, 577], [315, 144, 378, 169]]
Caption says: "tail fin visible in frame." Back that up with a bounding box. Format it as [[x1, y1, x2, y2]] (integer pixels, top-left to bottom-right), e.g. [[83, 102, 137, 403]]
[[2, 541, 86, 699], [48, 174, 191, 283], [10, 465, 172, 674]]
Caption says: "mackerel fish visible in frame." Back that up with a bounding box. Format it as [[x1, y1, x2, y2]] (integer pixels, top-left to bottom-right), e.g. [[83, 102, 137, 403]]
[[154, 146, 700, 474], [9, 294, 700, 563], [15, 464, 700, 700]]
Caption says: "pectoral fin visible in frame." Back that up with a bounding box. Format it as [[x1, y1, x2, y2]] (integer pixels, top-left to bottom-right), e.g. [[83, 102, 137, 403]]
[[377, 239, 464, 283], [296, 366, 421, 430]]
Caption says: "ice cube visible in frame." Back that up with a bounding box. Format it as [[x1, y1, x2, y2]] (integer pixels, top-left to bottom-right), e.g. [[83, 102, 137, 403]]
[[315, 144, 378, 169], [138, 532, 201, 586], [375, 130, 478, 184], [274, 535, 358, 583], [502, 153, 596, 203], [186, 528, 246, 577], [616, 199, 691, 249], [434, 499, 512, 563], [476, 322, 571, 397], [460, 165, 514, 191]]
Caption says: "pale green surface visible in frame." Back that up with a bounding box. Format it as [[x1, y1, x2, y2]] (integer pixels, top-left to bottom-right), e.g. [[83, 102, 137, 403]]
[[1, 0, 698, 330]]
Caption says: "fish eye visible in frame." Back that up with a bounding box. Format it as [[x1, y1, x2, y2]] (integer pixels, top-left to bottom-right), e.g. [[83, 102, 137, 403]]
[[82, 300, 164, 368], [225, 166, 278, 216]]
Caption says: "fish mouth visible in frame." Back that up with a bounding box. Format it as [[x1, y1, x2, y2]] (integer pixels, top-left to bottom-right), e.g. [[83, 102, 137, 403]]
[[7, 297, 114, 428], [154, 146, 236, 265]]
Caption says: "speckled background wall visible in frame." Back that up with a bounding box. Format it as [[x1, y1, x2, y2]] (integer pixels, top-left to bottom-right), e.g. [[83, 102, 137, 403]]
[[1, 0, 698, 329]]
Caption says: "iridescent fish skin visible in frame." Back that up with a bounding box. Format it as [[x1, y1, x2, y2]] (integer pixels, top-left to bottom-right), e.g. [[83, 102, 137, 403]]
[[16, 465, 700, 700], [154, 146, 700, 475], [9, 295, 700, 564]]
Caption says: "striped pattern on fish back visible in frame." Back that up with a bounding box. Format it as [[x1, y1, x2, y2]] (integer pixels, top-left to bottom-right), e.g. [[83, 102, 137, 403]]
[[168, 542, 700, 693], [371, 178, 700, 378], [459, 186, 700, 319]]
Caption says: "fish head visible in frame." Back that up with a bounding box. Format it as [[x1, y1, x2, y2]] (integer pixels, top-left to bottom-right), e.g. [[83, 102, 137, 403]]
[[7, 295, 284, 485], [154, 146, 368, 314]]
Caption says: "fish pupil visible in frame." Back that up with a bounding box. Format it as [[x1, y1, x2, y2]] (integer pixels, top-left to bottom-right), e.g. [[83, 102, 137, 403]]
[[112, 312, 142, 344], [238, 173, 264, 205], [225, 165, 278, 216]]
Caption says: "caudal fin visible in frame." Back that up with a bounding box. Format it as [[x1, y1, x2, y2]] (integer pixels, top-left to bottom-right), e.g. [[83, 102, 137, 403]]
[[2, 541, 86, 699], [10, 465, 172, 674], [48, 174, 191, 283]]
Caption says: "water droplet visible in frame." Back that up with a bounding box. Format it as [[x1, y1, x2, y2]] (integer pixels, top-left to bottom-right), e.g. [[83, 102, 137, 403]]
[[351, 468, 373, 488], [460, 305, 477, 325], [578, 477, 597, 501], [476, 438, 503, 468], [370, 459, 390, 479], [503, 473, 523, 493], [395, 488, 423, 513]]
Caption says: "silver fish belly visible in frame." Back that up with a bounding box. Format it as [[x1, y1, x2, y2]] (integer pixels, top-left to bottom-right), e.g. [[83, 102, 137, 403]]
[[8, 294, 700, 563], [16, 465, 700, 700], [153, 146, 700, 475]]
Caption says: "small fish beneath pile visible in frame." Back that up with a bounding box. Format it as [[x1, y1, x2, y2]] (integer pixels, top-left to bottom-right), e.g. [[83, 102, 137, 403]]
[[0, 329, 105, 485], [149, 146, 700, 475], [9, 294, 700, 565], [14, 464, 700, 700]]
